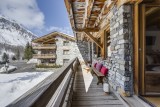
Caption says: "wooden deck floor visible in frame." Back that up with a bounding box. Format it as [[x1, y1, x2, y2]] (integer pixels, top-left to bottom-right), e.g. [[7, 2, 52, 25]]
[[71, 66, 125, 107]]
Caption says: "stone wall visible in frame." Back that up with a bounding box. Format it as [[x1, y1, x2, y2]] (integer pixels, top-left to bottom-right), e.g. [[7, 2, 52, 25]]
[[108, 5, 133, 96], [76, 40, 90, 65], [93, 5, 133, 96]]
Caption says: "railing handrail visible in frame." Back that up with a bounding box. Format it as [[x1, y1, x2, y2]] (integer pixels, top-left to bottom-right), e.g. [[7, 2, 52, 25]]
[[7, 57, 79, 107]]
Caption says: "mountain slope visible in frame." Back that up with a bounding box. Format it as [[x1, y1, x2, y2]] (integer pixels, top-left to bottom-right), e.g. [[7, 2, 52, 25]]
[[0, 15, 37, 60], [0, 15, 37, 46]]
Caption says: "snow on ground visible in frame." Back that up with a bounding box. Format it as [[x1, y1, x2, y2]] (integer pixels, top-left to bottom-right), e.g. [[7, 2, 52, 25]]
[[27, 58, 38, 64], [0, 72, 53, 107], [0, 65, 17, 73]]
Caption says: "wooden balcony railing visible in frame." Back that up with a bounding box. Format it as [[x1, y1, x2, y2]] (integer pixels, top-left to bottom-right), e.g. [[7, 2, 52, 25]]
[[33, 54, 56, 59], [7, 58, 80, 107], [33, 44, 56, 50]]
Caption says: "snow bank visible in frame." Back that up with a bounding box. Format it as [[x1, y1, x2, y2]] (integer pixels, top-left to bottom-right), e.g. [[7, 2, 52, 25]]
[[27, 58, 38, 64], [0, 72, 53, 106], [0, 65, 17, 73]]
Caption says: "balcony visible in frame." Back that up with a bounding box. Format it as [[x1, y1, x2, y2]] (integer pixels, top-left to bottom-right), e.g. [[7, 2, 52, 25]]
[[7, 58, 125, 107], [33, 44, 56, 50], [33, 54, 56, 59]]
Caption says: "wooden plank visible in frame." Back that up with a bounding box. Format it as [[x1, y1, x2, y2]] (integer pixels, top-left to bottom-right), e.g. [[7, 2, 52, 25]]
[[47, 69, 72, 107], [72, 96, 117, 101], [92, 67, 104, 76], [74, 85, 103, 88], [73, 89, 104, 93], [74, 28, 99, 32], [71, 64, 124, 107], [73, 92, 109, 96], [94, 70, 104, 76], [71, 105, 124, 107], [83, 0, 95, 27], [72, 100, 123, 106]]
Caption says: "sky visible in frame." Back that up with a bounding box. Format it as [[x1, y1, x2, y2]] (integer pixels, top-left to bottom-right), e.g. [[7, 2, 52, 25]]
[[0, 0, 73, 36]]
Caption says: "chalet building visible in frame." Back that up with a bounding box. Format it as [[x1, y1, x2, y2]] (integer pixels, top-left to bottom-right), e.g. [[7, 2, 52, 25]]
[[32, 32, 78, 65], [64, 0, 160, 106]]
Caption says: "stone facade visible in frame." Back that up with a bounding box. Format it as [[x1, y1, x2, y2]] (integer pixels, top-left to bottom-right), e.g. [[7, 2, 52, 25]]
[[55, 36, 77, 65], [92, 5, 133, 96], [55, 36, 90, 66]]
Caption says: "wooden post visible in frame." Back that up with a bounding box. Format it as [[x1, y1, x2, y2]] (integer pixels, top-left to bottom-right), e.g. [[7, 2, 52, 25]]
[[133, 4, 139, 95], [101, 31, 106, 59]]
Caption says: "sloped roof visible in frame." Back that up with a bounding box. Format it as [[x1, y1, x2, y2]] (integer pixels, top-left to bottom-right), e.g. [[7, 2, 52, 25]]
[[32, 31, 76, 43]]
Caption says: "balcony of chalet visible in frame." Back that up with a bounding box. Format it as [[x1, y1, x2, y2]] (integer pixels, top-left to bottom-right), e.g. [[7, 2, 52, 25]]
[[33, 44, 56, 50], [33, 54, 56, 59], [7, 58, 125, 107]]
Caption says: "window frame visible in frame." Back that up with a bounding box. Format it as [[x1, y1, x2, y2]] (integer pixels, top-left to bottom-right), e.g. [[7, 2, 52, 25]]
[[63, 50, 69, 55]]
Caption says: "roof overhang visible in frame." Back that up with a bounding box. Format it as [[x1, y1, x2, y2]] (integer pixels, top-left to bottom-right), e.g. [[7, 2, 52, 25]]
[[32, 31, 76, 44], [64, 0, 142, 32]]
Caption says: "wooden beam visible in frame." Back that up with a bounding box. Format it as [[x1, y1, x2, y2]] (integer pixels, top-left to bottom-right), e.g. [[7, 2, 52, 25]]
[[84, 31, 102, 48], [64, 0, 76, 29], [142, 0, 160, 4], [117, 0, 141, 7], [139, 4, 146, 95], [133, 4, 139, 95], [83, 0, 95, 28], [74, 28, 99, 32]]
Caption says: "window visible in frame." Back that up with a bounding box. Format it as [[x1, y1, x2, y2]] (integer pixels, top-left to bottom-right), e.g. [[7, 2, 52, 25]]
[[63, 41, 69, 46], [63, 50, 69, 55], [63, 59, 69, 65]]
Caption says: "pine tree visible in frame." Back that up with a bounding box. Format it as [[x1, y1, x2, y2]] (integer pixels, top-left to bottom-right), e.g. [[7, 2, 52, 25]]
[[24, 42, 34, 60], [16, 48, 20, 60], [2, 52, 9, 62]]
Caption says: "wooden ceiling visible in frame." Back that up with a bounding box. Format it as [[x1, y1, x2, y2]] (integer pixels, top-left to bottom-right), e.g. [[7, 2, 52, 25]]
[[65, 0, 140, 32], [66, 0, 109, 30], [64, 0, 141, 42]]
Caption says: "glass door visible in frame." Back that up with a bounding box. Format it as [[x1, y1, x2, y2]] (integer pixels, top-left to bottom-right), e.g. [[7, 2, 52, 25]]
[[140, 3, 160, 96]]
